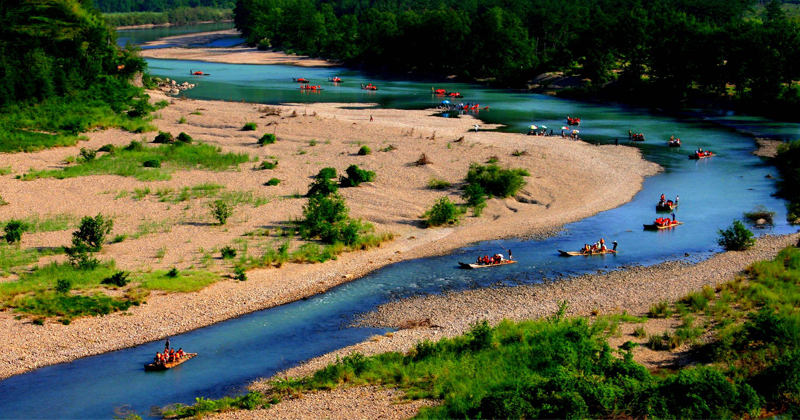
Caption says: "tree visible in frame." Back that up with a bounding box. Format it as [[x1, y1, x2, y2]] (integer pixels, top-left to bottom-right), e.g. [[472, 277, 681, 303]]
[[73, 214, 113, 251], [717, 220, 756, 251], [425, 197, 463, 227]]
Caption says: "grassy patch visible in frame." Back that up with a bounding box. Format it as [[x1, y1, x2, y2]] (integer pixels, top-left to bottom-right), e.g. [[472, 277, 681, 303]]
[[0, 213, 77, 233], [0, 244, 64, 276], [22, 142, 249, 181], [136, 270, 219, 293]]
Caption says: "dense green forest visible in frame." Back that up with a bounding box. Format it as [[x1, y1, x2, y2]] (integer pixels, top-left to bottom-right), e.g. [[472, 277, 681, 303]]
[[103, 7, 232, 27], [0, 0, 153, 152], [93, 0, 234, 13], [234, 0, 800, 112]]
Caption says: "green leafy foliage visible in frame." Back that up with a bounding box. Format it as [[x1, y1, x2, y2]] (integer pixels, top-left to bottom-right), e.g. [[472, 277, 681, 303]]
[[316, 167, 337, 179], [177, 132, 193, 144], [717, 220, 756, 251], [424, 197, 463, 227], [466, 164, 529, 198], [340, 165, 375, 187], [258, 133, 276, 145], [357, 145, 371, 155], [242, 122, 257, 131], [73, 214, 114, 251], [265, 178, 281, 186], [101, 271, 130, 287], [153, 131, 174, 144], [775, 140, 800, 223], [220, 245, 237, 259], [462, 183, 487, 216], [306, 176, 338, 198], [3, 220, 27, 244], [209, 200, 233, 225]]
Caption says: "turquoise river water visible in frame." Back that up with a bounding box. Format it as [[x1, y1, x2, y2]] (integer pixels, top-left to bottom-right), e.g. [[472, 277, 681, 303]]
[[0, 24, 798, 419]]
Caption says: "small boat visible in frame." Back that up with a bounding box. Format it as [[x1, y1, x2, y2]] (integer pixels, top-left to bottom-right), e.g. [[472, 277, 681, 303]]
[[567, 117, 581, 125], [668, 139, 681, 147], [643, 219, 683, 230], [459, 260, 517, 269], [559, 249, 617, 257], [656, 201, 677, 211], [328, 77, 343, 83], [362, 84, 378, 90], [299, 85, 324, 91], [190, 71, 209, 76], [689, 151, 714, 159], [293, 78, 310, 83], [433, 88, 447, 95], [144, 353, 197, 371], [631, 133, 645, 141]]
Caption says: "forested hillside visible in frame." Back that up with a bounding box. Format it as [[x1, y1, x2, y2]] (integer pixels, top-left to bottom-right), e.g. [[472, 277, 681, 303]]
[[234, 0, 800, 111], [0, 0, 152, 151], [94, 0, 235, 13]]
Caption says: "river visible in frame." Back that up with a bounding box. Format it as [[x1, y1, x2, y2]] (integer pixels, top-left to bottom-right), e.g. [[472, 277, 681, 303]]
[[0, 24, 797, 419]]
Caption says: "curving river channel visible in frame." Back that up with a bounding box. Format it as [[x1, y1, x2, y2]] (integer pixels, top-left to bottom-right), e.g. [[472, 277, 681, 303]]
[[1, 25, 799, 419]]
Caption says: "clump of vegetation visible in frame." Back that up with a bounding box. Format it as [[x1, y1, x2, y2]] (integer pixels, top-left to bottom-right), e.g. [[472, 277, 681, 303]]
[[73, 214, 113, 251], [101, 271, 130, 287], [221, 246, 237, 259], [717, 220, 756, 251], [357, 145, 371, 155], [462, 183, 487, 216], [153, 131, 174, 144], [648, 299, 673, 318], [258, 133, 276, 145], [209, 200, 233, 225], [265, 178, 281, 186], [242, 122, 257, 131], [3, 220, 27, 244], [465, 163, 529, 198], [427, 178, 451, 190], [143, 159, 161, 168], [79, 148, 97, 162], [307, 176, 338, 198], [233, 266, 247, 281], [177, 132, 193, 144], [486, 155, 499, 164], [161, 392, 273, 418], [424, 197, 464, 227], [258, 160, 278, 170], [743, 205, 776, 226], [415, 153, 432, 166], [316, 167, 337, 180], [774, 140, 800, 223], [98, 144, 115, 153], [166, 267, 180, 278], [381, 145, 397, 152], [340, 164, 375, 187], [512, 150, 528, 156]]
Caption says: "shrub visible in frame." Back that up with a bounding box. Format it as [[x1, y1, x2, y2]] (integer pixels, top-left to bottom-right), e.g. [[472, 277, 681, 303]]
[[316, 167, 337, 179], [143, 159, 161, 168], [79, 148, 97, 162], [358, 145, 371, 155], [265, 178, 281, 186], [210, 200, 233, 225], [166, 267, 179, 278], [73, 214, 113, 251], [65, 242, 100, 270], [427, 178, 451, 190], [425, 197, 463, 227], [649, 300, 673, 318], [98, 144, 115, 153], [242, 122, 257, 131], [307, 177, 338, 197], [340, 165, 375, 187], [259, 160, 278, 170], [258, 133, 276, 145], [177, 132, 193, 144], [4, 220, 27, 244], [55, 278, 72, 294], [466, 164, 529, 198], [221, 245, 237, 259], [178, 116, 187, 124], [123, 140, 145, 152], [234, 266, 247, 281], [298, 193, 349, 241], [153, 131, 174, 144], [717, 220, 756, 251], [101, 271, 130, 287], [462, 183, 487, 216]]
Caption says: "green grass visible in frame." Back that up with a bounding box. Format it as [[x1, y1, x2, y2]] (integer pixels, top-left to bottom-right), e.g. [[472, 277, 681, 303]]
[[219, 190, 270, 207], [0, 243, 64, 276], [427, 178, 451, 190], [21, 142, 249, 181], [131, 218, 174, 239], [0, 213, 77, 233], [136, 270, 219, 293]]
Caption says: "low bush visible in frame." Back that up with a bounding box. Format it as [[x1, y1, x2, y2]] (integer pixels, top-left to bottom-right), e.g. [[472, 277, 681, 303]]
[[265, 178, 281, 186], [258, 133, 276, 145], [221, 246, 237, 259], [3, 220, 27, 244], [177, 132, 193, 144], [340, 165, 375, 187], [98, 144, 115, 153], [101, 271, 130, 287], [424, 197, 463, 227], [242, 122, 257, 131], [717, 220, 756, 251], [210, 200, 233, 225], [358, 145, 371, 155], [234, 266, 247, 281], [55, 278, 72, 294], [307, 177, 338, 197], [73, 214, 113, 251], [427, 178, 451, 190], [466, 163, 529, 198], [462, 183, 487, 216], [143, 159, 161, 168], [649, 300, 673, 318], [316, 167, 337, 179], [166, 267, 179, 278], [79, 148, 97, 162], [259, 160, 278, 170], [153, 131, 174, 144]]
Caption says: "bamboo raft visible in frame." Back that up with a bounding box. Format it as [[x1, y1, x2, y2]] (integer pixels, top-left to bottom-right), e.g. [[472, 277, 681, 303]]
[[559, 249, 617, 257], [459, 260, 517, 269], [144, 353, 197, 371], [643, 221, 684, 230], [656, 202, 678, 211]]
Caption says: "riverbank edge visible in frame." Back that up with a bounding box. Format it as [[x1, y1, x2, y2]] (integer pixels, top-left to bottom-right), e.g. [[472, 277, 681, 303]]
[[115, 19, 233, 30], [0, 94, 660, 381], [218, 232, 800, 420]]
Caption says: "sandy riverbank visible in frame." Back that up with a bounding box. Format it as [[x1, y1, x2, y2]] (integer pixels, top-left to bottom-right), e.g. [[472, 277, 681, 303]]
[[220, 233, 798, 420], [139, 29, 338, 67], [0, 90, 658, 380]]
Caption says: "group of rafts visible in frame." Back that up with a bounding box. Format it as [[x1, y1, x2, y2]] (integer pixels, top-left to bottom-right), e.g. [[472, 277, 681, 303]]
[[290, 77, 379, 91]]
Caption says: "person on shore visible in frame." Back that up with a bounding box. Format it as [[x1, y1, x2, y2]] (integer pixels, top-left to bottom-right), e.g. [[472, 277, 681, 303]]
[[615, 138, 618, 146], [370, 115, 373, 122], [474, 124, 479, 132]]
